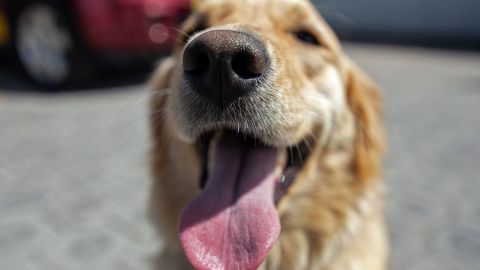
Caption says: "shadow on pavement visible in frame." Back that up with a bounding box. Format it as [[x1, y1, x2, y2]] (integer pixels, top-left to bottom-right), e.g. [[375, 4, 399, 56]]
[[0, 57, 158, 95]]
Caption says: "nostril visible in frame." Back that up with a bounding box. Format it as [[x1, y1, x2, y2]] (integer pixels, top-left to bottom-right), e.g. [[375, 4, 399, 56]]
[[231, 51, 267, 80], [184, 50, 210, 74]]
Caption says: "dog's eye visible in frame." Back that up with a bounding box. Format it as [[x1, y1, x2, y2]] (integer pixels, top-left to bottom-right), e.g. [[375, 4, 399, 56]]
[[181, 14, 208, 44], [184, 16, 208, 40], [186, 23, 207, 37], [293, 30, 320, 46], [183, 24, 207, 43]]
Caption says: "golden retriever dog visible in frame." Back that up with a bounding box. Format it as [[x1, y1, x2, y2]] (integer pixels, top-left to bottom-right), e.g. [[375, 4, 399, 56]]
[[148, 0, 387, 269]]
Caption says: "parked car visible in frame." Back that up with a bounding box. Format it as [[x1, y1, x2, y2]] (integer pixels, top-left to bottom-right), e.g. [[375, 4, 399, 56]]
[[0, 0, 190, 87]]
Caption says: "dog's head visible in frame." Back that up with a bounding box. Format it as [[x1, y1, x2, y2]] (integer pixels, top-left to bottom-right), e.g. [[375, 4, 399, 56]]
[[150, 0, 384, 269]]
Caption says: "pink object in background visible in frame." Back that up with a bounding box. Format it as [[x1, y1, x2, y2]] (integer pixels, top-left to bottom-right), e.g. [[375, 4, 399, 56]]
[[73, 0, 190, 52]]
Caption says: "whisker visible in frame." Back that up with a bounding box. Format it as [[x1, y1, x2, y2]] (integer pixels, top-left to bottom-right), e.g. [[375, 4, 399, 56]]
[[288, 147, 294, 165], [303, 136, 314, 153], [151, 109, 168, 132], [169, 27, 189, 38], [295, 144, 304, 164]]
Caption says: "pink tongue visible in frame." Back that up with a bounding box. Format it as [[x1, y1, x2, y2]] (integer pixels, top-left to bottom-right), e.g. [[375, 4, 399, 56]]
[[179, 133, 281, 270]]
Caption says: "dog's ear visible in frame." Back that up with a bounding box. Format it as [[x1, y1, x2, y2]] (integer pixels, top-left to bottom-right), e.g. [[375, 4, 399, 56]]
[[344, 58, 386, 183]]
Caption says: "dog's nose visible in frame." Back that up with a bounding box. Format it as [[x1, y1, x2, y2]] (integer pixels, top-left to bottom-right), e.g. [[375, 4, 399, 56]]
[[183, 30, 269, 109]]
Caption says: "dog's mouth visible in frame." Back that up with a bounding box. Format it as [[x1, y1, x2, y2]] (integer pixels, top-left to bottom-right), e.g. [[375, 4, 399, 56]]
[[179, 130, 312, 270], [195, 130, 311, 201]]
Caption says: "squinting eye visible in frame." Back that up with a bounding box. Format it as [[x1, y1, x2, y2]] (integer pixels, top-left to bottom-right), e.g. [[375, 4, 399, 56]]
[[293, 31, 320, 46], [182, 15, 208, 43], [184, 24, 207, 42], [187, 23, 207, 37]]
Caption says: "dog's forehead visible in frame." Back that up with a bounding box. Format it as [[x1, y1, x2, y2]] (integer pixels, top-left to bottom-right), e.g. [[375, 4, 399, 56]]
[[199, 0, 310, 6], [197, 0, 316, 23]]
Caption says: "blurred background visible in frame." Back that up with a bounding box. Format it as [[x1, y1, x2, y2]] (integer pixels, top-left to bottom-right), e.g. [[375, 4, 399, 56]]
[[0, 0, 479, 269]]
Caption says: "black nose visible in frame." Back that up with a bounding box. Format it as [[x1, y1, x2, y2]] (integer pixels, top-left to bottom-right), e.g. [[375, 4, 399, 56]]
[[182, 30, 269, 109]]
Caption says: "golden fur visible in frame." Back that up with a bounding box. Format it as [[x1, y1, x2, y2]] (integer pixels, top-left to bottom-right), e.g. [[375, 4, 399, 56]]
[[148, 0, 387, 269]]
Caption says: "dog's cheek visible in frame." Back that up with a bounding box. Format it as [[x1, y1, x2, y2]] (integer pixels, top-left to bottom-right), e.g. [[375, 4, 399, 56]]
[[292, 66, 344, 146], [150, 57, 195, 144], [150, 57, 177, 91], [301, 52, 325, 79]]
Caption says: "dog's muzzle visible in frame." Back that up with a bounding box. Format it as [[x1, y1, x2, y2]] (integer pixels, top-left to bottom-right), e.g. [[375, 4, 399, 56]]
[[182, 29, 270, 109]]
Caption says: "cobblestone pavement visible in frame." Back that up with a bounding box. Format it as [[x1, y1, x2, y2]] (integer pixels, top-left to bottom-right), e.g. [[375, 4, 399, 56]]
[[0, 44, 479, 270]]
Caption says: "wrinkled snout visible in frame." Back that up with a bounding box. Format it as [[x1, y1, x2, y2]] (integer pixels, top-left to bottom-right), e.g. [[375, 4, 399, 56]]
[[182, 30, 270, 109]]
